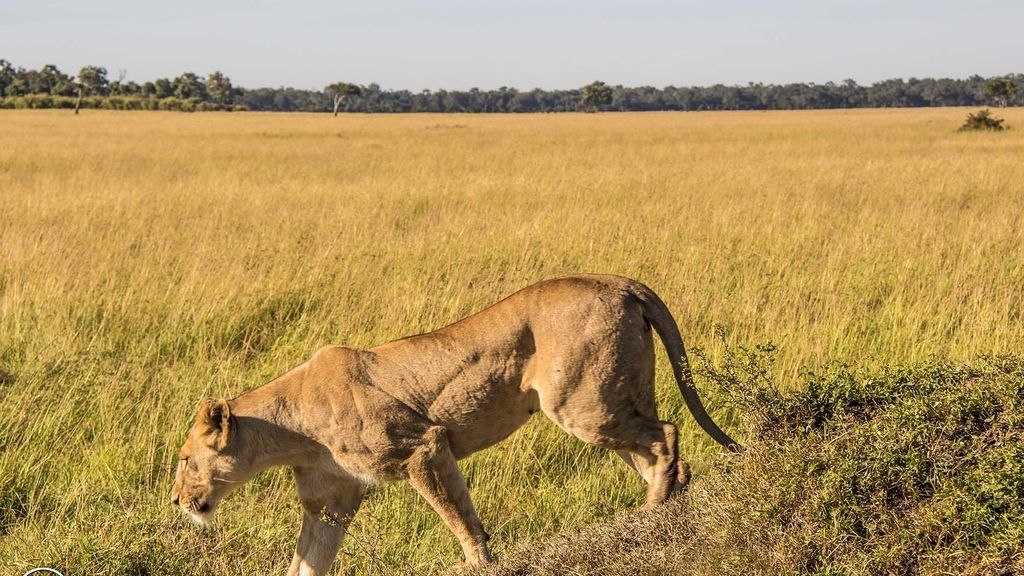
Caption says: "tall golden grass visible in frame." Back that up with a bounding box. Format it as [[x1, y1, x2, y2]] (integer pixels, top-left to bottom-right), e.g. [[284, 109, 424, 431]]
[[1, 108, 1022, 574]]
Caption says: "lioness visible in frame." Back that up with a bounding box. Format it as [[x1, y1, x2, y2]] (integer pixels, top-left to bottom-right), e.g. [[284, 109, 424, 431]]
[[171, 274, 739, 575]]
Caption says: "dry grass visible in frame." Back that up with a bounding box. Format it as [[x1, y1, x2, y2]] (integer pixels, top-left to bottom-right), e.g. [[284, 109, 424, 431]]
[[1, 108, 1022, 574]]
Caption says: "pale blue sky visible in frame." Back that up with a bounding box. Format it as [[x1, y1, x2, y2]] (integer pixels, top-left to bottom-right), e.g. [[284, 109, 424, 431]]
[[2, 0, 1021, 91]]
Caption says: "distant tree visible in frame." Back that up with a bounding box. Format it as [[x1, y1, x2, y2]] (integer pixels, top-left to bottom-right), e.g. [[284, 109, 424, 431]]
[[77, 66, 108, 96], [173, 72, 207, 100], [153, 78, 174, 99], [107, 80, 141, 96], [206, 71, 237, 105], [71, 65, 108, 114], [4, 67, 31, 97], [33, 64, 70, 95], [52, 77, 77, 97], [984, 77, 1017, 108], [581, 80, 613, 112], [0, 59, 13, 96], [326, 82, 361, 116]]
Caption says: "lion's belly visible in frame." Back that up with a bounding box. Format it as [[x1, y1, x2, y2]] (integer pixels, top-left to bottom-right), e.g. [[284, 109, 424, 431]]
[[434, 383, 540, 459]]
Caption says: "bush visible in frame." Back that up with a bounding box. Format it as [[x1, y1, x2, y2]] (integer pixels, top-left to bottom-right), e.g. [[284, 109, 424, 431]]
[[482, 350, 1024, 576], [959, 109, 1008, 132]]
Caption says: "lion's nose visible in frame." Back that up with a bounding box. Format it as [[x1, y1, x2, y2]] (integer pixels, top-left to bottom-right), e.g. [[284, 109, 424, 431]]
[[171, 492, 180, 506]]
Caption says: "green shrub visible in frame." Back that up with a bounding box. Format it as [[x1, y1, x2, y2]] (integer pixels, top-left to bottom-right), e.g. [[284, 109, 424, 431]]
[[484, 351, 1024, 575], [959, 109, 1008, 132]]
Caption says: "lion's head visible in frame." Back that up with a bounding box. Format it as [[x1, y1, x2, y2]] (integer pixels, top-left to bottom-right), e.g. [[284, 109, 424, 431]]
[[170, 399, 247, 526]]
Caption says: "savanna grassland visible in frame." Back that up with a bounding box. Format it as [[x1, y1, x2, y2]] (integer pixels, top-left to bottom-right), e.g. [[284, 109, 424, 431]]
[[1, 108, 1023, 575]]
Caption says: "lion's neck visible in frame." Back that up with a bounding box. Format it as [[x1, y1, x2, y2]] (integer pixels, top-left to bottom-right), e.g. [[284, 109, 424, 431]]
[[229, 372, 325, 472]]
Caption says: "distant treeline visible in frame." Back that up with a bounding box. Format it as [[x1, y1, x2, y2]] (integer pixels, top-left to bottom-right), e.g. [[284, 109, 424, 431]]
[[1, 60, 1020, 112], [245, 76, 1024, 113]]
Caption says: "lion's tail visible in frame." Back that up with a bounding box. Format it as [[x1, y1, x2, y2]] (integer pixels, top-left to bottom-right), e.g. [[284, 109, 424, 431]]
[[632, 283, 742, 452]]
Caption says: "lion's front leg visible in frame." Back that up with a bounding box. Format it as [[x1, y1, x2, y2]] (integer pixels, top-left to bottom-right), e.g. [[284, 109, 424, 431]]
[[406, 426, 492, 566], [288, 510, 348, 576], [288, 467, 365, 576]]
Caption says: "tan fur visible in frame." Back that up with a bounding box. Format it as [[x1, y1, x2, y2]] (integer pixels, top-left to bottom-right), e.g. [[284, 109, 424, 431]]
[[171, 274, 739, 575]]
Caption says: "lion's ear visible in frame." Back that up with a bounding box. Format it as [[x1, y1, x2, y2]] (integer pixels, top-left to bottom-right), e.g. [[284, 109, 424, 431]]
[[197, 398, 232, 451]]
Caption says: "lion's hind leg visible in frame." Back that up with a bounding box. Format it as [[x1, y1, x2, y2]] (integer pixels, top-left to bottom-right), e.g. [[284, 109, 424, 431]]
[[613, 421, 692, 503], [546, 403, 682, 508], [611, 419, 682, 507]]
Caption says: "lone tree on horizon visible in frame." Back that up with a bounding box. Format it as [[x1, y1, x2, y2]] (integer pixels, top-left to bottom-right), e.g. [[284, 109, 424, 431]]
[[327, 82, 361, 116], [581, 80, 613, 112], [74, 65, 108, 115]]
